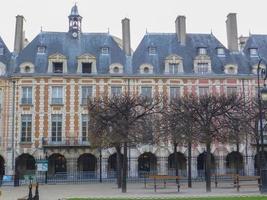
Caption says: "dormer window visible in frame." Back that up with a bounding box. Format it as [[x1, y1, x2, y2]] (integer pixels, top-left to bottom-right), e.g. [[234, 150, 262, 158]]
[[149, 47, 157, 55], [198, 47, 207, 55], [164, 54, 184, 74], [250, 48, 258, 57], [217, 48, 225, 56], [224, 64, 238, 74], [140, 64, 153, 74], [37, 46, 46, 54], [169, 63, 179, 74], [53, 62, 63, 73], [101, 47, 109, 54], [19, 62, 35, 73], [0, 47, 4, 56], [109, 63, 123, 74], [82, 62, 92, 73], [196, 62, 209, 74]]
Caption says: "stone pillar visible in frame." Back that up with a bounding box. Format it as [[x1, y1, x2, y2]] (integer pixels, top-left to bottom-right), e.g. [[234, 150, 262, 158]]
[[101, 157, 108, 179], [158, 157, 168, 175], [245, 155, 255, 176], [219, 155, 226, 174], [130, 157, 138, 177], [191, 157, 198, 178]]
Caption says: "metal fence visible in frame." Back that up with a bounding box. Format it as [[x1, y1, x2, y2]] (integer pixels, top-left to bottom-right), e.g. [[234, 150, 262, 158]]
[[2, 155, 260, 186]]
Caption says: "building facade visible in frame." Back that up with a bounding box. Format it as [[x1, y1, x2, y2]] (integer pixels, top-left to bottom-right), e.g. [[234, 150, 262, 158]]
[[0, 5, 266, 180]]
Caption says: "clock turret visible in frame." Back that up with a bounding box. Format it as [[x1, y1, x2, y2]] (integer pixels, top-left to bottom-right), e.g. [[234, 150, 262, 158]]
[[68, 4, 82, 38]]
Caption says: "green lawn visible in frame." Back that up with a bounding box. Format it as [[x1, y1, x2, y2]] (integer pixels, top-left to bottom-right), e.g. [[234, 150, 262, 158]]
[[68, 197, 267, 200]]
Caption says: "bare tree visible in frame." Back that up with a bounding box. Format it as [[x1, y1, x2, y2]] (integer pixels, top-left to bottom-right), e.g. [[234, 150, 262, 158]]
[[187, 94, 242, 192], [88, 94, 161, 193], [162, 96, 198, 188]]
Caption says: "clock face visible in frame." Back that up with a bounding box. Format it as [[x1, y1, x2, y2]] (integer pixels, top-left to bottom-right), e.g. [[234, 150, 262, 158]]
[[72, 32, 78, 38]]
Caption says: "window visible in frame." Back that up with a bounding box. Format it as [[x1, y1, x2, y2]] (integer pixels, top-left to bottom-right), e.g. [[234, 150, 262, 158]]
[[101, 47, 109, 54], [82, 114, 89, 142], [227, 66, 236, 74], [143, 67, 150, 73], [113, 67, 119, 73], [141, 86, 152, 98], [21, 87, 32, 105], [82, 62, 92, 73], [170, 87, 180, 99], [227, 87, 237, 95], [250, 48, 258, 57], [197, 62, 209, 74], [21, 114, 32, 142], [25, 66, 31, 73], [52, 86, 63, 104], [217, 48, 225, 56], [169, 63, 179, 74], [37, 46, 46, 54], [81, 86, 92, 105], [53, 62, 63, 73], [111, 86, 122, 97], [199, 87, 209, 96], [198, 47, 207, 55], [0, 47, 3, 56], [149, 47, 157, 55], [51, 114, 62, 142]]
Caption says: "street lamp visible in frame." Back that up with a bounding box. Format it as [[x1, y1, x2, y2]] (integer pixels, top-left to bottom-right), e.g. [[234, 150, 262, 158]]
[[257, 58, 267, 187]]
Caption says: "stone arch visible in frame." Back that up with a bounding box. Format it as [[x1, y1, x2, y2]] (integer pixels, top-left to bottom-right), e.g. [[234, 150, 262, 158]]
[[138, 152, 157, 177], [48, 153, 67, 175], [15, 154, 36, 178], [226, 151, 244, 175], [77, 153, 97, 178], [107, 153, 123, 178], [168, 152, 187, 176], [197, 152, 216, 178]]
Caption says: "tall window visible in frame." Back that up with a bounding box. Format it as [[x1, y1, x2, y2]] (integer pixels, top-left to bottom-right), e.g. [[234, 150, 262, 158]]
[[141, 86, 152, 98], [53, 62, 63, 73], [21, 114, 32, 142], [21, 87, 32, 105], [111, 86, 122, 97], [169, 63, 179, 74], [250, 48, 258, 57], [197, 62, 209, 74], [81, 86, 92, 105], [217, 48, 225, 56], [199, 87, 209, 96], [198, 47, 207, 55], [82, 63, 92, 73], [227, 87, 237, 95], [51, 114, 62, 142], [52, 86, 63, 104], [82, 114, 89, 142], [170, 87, 180, 99]]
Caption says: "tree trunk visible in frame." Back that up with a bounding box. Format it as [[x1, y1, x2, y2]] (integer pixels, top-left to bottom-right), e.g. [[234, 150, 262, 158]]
[[122, 142, 128, 193], [173, 143, 179, 185], [256, 134, 260, 176], [188, 141, 192, 188], [206, 142, 211, 192], [236, 141, 240, 175], [115, 145, 122, 188]]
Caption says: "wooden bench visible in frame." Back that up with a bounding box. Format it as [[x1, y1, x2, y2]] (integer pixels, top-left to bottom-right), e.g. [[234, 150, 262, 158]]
[[213, 174, 260, 192], [144, 175, 182, 192]]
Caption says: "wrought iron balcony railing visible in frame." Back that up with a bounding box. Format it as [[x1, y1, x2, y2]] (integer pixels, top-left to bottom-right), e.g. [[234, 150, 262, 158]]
[[42, 136, 90, 147], [21, 98, 33, 105], [51, 98, 63, 105]]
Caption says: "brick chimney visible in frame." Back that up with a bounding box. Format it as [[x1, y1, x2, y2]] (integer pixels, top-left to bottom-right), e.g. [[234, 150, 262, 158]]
[[226, 13, 239, 52], [121, 18, 131, 56], [14, 15, 24, 54], [175, 16, 186, 45]]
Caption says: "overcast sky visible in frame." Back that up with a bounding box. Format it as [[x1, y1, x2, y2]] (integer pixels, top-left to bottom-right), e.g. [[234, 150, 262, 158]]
[[1, 0, 267, 51]]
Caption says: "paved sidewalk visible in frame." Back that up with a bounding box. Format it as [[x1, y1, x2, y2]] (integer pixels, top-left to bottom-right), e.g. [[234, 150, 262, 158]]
[[0, 182, 264, 200]]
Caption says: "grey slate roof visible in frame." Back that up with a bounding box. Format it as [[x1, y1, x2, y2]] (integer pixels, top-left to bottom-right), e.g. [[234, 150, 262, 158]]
[[132, 33, 250, 75], [0, 36, 11, 66], [243, 34, 267, 67], [15, 31, 126, 75]]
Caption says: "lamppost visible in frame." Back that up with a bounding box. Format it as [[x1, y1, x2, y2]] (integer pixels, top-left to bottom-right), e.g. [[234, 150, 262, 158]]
[[257, 58, 267, 183]]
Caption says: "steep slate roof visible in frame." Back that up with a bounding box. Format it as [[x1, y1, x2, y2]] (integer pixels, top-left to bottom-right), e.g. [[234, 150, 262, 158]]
[[242, 34, 267, 67], [0, 36, 11, 66], [15, 32, 126, 75], [133, 33, 250, 75]]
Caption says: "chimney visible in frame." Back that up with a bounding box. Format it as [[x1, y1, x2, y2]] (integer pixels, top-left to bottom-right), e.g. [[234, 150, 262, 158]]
[[175, 16, 186, 45], [14, 15, 24, 54], [226, 13, 238, 52], [121, 18, 131, 56]]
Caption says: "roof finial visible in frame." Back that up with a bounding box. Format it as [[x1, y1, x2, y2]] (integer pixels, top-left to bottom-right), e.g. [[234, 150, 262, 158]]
[[107, 27, 110, 34], [40, 26, 43, 32], [210, 29, 213, 35], [249, 29, 251, 36], [146, 28, 148, 34]]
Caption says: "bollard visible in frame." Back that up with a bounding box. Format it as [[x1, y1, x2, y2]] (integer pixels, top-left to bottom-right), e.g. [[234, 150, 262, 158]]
[[33, 183, 39, 200], [28, 184, 33, 200]]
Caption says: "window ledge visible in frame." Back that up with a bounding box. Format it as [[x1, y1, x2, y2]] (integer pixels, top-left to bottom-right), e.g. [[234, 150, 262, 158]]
[[19, 142, 33, 145], [50, 103, 64, 106], [20, 103, 33, 107]]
